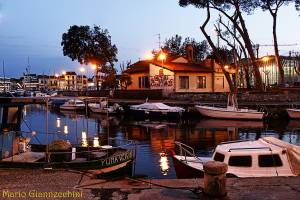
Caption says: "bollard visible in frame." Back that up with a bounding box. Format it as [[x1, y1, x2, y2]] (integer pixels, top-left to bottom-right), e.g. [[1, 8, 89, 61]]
[[203, 161, 228, 197]]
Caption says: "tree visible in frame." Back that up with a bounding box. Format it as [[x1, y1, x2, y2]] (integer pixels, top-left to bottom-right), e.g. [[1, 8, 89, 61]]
[[259, 0, 295, 85], [179, 0, 264, 91], [296, 0, 300, 10], [215, 16, 252, 88], [119, 61, 132, 90], [101, 65, 118, 89], [163, 35, 210, 62], [61, 25, 118, 90]]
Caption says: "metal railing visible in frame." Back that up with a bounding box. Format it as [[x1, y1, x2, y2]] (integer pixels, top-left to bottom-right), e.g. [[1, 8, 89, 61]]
[[174, 141, 203, 163]]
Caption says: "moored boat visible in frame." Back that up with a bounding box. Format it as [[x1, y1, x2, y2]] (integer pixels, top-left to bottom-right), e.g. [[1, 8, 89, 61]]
[[195, 105, 265, 120], [0, 137, 135, 175], [287, 108, 300, 119], [195, 94, 265, 120], [171, 137, 300, 178], [88, 98, 123, 114], [130, 102, 184, 119], [60, 99, 85, 110]]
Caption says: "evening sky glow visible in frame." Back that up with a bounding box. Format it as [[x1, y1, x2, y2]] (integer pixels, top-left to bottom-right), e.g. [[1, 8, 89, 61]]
[[0, 0, 299, 77]]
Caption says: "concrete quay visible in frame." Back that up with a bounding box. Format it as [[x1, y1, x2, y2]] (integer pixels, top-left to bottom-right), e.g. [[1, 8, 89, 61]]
[[0, 169, 299, 200]]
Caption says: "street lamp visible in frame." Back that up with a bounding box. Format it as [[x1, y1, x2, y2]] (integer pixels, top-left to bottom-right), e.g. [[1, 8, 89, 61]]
[[262, 57, 270, 91], [158, 52, 167, 61], [79, 67, 85, 90]]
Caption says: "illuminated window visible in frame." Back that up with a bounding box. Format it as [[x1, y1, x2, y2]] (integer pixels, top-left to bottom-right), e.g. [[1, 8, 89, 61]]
[[197, 76, 206, 88]]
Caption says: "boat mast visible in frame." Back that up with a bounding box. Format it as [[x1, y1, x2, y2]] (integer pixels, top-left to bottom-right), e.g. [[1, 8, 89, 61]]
[[45, 98, 49, 162], [2, 60, 6, 93]]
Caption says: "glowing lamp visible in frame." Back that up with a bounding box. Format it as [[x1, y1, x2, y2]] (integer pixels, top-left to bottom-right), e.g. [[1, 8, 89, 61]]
[[262, 56, 269, 62], [158, 52, 167, 61], [93, 137, 100, 147], [63, 125, 68, 135], [56, 118, 61, 128]]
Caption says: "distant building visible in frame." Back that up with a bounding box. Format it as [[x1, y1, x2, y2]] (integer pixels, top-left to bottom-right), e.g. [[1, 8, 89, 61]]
[[48, 75, 59, 90], [63, 71, 77, 90], [258, 55, 300, 86], [87, 78, 95, 90], [22, 74, 39, 91], [37, 75, 49, 91], [0, 77, 11, 92], [76, 75, 88, 90]]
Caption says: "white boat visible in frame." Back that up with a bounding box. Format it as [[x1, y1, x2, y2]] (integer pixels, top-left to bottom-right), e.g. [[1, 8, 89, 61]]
[[88, 98, 123, 114], [287, 108, 300, 119], [130, 102, 185, 118], [60, 99, 85, 110], [172, 137, 300, 178], [195, 94, 265, 120], [89, 103, 123, 114], [196, 105, 265, 120]]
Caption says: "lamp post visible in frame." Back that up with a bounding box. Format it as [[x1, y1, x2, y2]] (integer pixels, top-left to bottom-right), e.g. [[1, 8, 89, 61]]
[[79, 67, 85, 91], [91, 64, 97, 90], [262, 57, 270, 92]]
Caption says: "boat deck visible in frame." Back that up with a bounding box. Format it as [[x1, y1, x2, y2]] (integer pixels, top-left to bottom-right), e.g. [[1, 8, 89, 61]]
[[1, 152, 45, 163]]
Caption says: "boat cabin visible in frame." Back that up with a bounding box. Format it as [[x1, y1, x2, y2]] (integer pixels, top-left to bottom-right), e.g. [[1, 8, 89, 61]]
[[212, 138, 298, 177]]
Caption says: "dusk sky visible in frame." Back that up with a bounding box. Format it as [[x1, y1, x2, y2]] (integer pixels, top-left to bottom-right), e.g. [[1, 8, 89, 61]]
[[0, 0, 299, 77]]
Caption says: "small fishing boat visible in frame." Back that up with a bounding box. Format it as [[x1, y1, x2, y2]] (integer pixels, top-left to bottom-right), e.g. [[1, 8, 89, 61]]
[[171, 137, 300, 178], [0, 137, 135, 175], [60, 99, 85, 111], [286, 108, 300, 119], [195, 94, 265, 120], [130, 102, 184, 119], [88, 98, 123, 114]]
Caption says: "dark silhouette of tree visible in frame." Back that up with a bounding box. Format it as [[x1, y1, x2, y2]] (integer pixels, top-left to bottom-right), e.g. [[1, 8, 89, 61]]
[[119, 61, 132, 90], [215, 16, 252, 89], [296, 0, 300, 10], [163, 35, 209, 62], [179, 0, 264, 91], [61, 25, 118, 90]]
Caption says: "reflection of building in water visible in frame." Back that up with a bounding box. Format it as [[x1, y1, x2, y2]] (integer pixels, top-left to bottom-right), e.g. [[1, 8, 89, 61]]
[[174, 126, 239, 149], [125, 121, 240, 151]]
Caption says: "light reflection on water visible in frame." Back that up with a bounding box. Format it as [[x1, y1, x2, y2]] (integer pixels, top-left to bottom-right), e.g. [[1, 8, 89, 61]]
[[19, 105, 300, 179]]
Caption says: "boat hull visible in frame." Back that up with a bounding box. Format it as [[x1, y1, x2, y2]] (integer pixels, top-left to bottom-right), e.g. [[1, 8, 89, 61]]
[[171, 155, 204, 179], [60, 105, 85, 111], [0, 149, 134, 175], [196, 106, 264, 120], [89, 105, 116, 115], [129, 109, 183, 120], [287, 109, 300, 119]]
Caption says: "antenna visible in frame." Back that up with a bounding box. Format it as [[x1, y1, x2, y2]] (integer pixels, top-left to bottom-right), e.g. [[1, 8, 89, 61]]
[[155, 33, 161, 50], [2, 60, 6, 93]]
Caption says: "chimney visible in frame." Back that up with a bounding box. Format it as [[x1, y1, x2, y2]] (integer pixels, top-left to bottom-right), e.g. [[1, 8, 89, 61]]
[[186, 44, 194, 63]]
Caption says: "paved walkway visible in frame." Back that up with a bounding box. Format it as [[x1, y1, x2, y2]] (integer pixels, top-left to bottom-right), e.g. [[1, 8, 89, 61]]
[[0, 169, 300, 200]]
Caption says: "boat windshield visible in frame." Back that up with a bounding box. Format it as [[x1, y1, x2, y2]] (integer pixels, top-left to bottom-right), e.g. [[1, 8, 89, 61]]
[[213, 152, 225, 162]]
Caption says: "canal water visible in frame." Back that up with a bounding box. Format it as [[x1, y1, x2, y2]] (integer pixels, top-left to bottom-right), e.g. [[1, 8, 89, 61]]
[[20, 105, 300, 179]]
